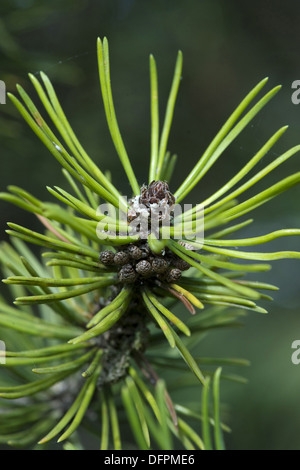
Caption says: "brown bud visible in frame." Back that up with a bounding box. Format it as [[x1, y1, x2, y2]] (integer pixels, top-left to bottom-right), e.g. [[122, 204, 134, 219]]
[[114, 251, 130, 265], [99, 250, 115, 265], [172, 257, 191, 271], [118, 264, 137, 283], [152, 257, 168, 273], [135, 260, 152, 276], [128, 245, 143, 260], [165, 268, 182, 283]]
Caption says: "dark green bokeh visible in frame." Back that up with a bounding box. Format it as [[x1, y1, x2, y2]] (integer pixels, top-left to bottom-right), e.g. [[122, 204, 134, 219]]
[[0, 0, 300, 450]]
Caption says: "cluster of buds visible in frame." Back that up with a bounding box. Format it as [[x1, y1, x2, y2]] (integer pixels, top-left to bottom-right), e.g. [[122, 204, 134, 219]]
[[99, 242, 191, 284]]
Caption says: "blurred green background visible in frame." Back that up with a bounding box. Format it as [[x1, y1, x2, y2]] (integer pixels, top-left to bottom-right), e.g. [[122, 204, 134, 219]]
[[1, 0, 300, 450]]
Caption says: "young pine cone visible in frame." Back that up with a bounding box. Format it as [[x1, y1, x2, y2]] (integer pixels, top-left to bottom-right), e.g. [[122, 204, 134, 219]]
[[172, 257, 191, 271], [114, 251, 130, 266], [165, 268, 182, 283], [151, 257, 168, 273], [127, 245, 143, 260], [135, 260, 152, 277], [118, 264, 137, 283], [99, 250, 115, 265]]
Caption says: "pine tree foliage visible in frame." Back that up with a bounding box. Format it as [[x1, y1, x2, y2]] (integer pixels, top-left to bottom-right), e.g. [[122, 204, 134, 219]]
[[0, 38, 299, 450]]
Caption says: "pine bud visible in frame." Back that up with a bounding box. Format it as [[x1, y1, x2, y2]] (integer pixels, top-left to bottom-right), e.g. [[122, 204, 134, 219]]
[[165, 268, 182, 283], [128, 244, 143, 260], [114, 251, 130, 265], [152, 257, 168, 273], [99, 250, 115, 265], [135, 260, 152, 276], [118, 264, 137, 283], [172, 257, 191, 271]]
